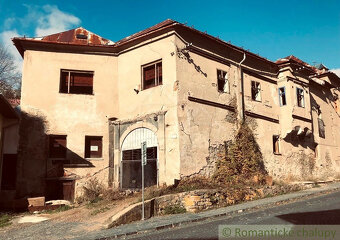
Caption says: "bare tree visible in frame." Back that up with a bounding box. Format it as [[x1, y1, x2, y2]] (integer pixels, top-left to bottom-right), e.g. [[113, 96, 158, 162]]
[[0, 42, 21, 99]]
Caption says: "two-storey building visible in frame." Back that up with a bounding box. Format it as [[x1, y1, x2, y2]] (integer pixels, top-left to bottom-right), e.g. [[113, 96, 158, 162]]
[[11, 19, 340, 201]]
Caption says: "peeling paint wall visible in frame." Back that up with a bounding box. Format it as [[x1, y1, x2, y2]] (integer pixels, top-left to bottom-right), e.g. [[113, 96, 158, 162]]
[[19, 50, 117, 198], [115, 33, 180, 186]]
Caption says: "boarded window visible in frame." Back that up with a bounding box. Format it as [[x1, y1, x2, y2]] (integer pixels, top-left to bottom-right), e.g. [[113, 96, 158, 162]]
[[251, 81, 261, 101], [272, 135, 280, 154], [85, 136, 102, 158], [217, 69, 229, 93], [278, 87, 286, 106], [318, 118, 325, 138], [49, 135, 67, 158], [296, 87, 305, 107], [142, 61, 162, 90], [60, 70, 94, 94]]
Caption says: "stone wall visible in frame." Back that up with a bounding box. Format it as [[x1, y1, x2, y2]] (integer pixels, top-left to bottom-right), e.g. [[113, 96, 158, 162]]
[[156, 184, 308, 214]]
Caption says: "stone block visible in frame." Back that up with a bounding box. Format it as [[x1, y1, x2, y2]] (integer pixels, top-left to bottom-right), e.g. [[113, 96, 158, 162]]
[[28, 197, 45, 207]]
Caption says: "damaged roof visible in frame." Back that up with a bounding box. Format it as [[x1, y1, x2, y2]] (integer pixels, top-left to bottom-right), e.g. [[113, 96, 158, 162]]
[[12, 19, 276, 66], [0, 94, 19, 119], [30, 27, 113, 46]]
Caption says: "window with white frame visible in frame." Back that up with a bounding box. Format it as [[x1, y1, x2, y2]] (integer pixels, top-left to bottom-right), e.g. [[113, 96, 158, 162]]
[[142, 60, 162, 90], [251, 81, 261, 101], [217, 69, 229, 93], [60, 69, 94, 95], [278, 87, 286, 106]]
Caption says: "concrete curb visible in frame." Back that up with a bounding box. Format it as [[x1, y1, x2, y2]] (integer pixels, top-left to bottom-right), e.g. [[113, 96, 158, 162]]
[[74, 182, 340, 240]]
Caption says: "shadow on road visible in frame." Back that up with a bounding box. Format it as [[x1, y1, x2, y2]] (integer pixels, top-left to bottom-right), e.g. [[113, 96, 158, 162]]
[[277, 209, 340, 224]]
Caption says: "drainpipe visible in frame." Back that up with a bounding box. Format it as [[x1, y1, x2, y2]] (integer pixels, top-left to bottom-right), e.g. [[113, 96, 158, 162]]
[[238, 53, 246, 122]]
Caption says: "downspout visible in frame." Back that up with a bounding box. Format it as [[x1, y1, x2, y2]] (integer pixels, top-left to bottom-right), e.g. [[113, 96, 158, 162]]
[[238, 53, 246, 122]]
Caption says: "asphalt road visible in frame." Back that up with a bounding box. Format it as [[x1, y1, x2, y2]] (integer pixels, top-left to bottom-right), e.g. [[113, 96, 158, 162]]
[[118, 189, 340, 240]]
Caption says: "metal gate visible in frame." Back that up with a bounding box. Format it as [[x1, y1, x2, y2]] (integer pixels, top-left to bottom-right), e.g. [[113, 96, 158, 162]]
[[121, 128, 158, 189]]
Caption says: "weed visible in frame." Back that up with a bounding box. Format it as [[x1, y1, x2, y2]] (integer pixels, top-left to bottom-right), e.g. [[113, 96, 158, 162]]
[[0, 214, 12, 228], [80, 178, 105, 203], [90, 207, 110, 216], [163, 205, 186, 215], [44, 205, 72, 214]]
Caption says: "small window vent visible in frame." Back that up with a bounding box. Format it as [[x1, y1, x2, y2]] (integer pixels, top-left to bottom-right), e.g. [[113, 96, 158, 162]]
[[76, 34, 87, 39]]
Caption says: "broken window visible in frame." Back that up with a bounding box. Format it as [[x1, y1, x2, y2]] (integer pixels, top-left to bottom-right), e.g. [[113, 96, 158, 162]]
[[217, 69, 229, 93], [49, 135, 67, 158], [272, 135, 280, 154], [318, 114, 325, 138], [296, 87, 305, 107], [142, 60, 162, 90], [85, 136, 102, 158], [278, 87, 286, 106], [251, 81, 261, 101], [60, 70, 94, 95]]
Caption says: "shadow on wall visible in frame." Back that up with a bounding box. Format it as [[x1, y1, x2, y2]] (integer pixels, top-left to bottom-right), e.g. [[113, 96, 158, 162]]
[[176, 46, 208, 77], [16, 111, 94, 199]]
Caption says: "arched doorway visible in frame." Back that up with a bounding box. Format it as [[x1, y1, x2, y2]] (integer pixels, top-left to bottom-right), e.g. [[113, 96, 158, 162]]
[[121, 127, 158, 189]]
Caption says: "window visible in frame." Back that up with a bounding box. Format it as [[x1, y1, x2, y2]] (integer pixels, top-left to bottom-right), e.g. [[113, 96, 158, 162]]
[[49, 135, 67, 158], [85, 136, 102, 158], [318, 113, 325, 138], [251, 81, 261, 101], [217, 69, 229, 93], [278, 87, 286, 106], [273, 135, 280, 154], [60, 70, 94, 94], [296, 87, 305, 107], [142, 60, 162, 90]]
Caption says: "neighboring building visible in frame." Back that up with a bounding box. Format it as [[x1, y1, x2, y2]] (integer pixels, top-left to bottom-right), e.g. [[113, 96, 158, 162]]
[[0, 94, 19, 208], [12, 19, 340, 201]]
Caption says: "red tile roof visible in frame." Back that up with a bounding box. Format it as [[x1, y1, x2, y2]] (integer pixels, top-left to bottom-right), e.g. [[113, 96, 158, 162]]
[[114, 19, 176, 46]]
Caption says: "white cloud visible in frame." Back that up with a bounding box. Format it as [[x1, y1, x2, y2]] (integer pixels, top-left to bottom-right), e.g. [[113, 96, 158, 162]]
[[0, 5, 81, 73], [35, 5, 81, 37], [331, 68, 340, 77]]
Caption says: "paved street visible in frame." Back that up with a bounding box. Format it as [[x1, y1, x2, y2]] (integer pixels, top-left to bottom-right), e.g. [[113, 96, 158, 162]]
[[119, 189, 340, 240]]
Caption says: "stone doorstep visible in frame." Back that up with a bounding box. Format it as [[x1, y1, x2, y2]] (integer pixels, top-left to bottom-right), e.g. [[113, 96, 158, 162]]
[[101, 182, 340, 239]]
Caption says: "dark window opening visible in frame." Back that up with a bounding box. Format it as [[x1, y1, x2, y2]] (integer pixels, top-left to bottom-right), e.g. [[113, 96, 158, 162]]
[[122, 146, 157, 188], [60, 70, 94, 95], [1, 154, 17, 190], [297, 87, 305, 107], [49, 135, 67, 158], [76, 34, 87, 39], [142, 61, 162, 90], [217, 69, 229, 93], [251, 81, 261, 101], [273, 135, 280, 154], [85, 136, 102, 158], [318, 118, 325, 138], [279, 87, 286, 106]]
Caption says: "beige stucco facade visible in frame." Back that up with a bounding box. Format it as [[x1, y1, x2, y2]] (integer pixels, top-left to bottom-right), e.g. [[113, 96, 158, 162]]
[[13, 20, 340, 201]]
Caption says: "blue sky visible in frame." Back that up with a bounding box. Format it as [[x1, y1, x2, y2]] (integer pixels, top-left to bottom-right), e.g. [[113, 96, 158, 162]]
[[1, 0, 340, 73]]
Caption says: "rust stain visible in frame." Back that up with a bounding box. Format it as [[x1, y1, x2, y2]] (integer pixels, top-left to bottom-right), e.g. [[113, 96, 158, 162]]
[[41, 27, 111, 46]]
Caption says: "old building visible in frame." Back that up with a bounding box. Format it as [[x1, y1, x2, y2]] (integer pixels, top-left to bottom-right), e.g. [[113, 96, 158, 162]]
[[12, 19, 340, 201], [0, 94, 19, 208]]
